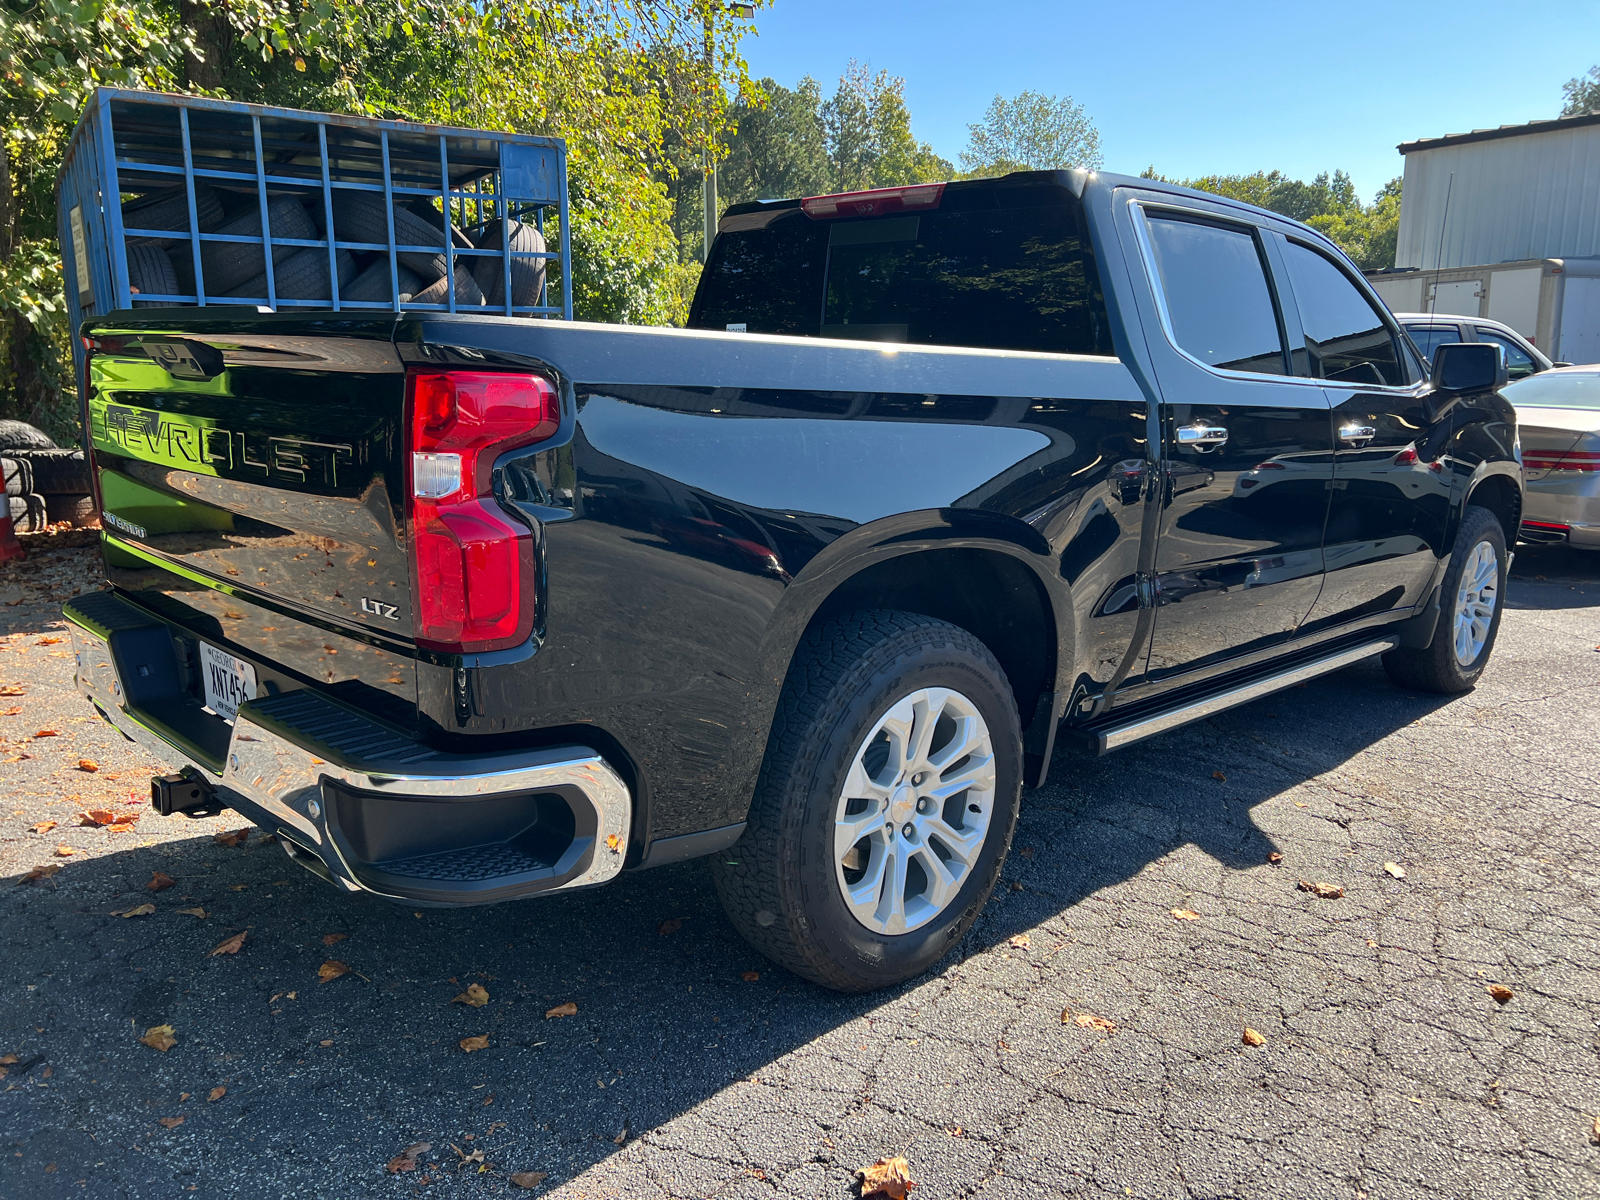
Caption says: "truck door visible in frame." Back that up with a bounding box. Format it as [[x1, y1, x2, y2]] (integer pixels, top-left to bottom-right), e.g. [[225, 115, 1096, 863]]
[[1274, 237, 1449, 632], [1123, 203, 1335, 686]]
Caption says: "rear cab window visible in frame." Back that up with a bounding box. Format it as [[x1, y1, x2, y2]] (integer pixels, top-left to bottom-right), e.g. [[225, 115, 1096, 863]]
[[689, 175, 1115, 357]]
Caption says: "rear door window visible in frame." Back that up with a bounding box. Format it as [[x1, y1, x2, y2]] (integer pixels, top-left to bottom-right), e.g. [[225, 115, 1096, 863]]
[[1406, 323, 1465, 367], [1143, 213, 1288, 375], [1474, 328, 1538, 380], [691, 194, 1113, 356], [1282, 241, 1407, 386]]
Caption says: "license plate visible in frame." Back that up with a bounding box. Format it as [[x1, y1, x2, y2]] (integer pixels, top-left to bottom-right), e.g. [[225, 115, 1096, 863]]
[[199, 642, 257, 724]]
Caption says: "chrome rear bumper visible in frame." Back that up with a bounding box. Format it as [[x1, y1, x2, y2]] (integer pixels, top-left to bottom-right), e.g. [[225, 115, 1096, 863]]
[[65, 590, 630, 904]]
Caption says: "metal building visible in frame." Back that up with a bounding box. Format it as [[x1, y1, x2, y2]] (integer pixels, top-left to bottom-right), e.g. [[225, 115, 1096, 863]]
[[1366, 110, 1600, 363]]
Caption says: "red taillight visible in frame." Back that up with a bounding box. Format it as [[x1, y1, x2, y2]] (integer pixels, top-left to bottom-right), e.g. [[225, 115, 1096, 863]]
[[800, 183, 945, 220], [1524, 450, 1600, 473], [405, 369, 559, 654]]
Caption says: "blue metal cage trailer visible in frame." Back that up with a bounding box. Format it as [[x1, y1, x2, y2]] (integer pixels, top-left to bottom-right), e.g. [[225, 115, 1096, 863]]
[[57, 88, 572, 393]]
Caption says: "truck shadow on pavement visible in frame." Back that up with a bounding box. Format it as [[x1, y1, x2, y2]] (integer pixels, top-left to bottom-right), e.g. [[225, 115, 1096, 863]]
[[0, 655, 1465, 1196]]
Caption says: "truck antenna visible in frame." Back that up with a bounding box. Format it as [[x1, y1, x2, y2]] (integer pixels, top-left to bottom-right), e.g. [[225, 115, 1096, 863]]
[[1427, 171, 1454, 315]]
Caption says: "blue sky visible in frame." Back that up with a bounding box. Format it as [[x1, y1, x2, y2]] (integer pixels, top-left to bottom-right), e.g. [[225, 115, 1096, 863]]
[[737, 0, 1600, 202]]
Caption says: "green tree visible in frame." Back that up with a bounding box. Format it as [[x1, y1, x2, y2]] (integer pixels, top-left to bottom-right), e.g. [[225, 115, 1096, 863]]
[[1562, 65, 1600, 116], [959, 90, 1102, 177], [722, 76, 832, 206], [1, 0, 760, 440], [822, 60, 950, 194]]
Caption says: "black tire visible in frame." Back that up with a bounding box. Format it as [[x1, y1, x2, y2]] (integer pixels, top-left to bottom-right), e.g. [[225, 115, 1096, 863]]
[[122, 184, 224, 247], [15, 449, 90, 495], [8, 494, 48, 533], [1383, 504, 1507, 694], [44, 494, 97, 528], [200, 196, 316, 294], [471, 218, 547, 307], [341, 260, 424, 304], [711, 610, 1022, 993], [224, 248, 358, 301], [332, 192, 455, 282], [0, 421, 56, 451], [2, 457, 31, 498], [127, 243, 179, 306], [409, 265, 485, 307]]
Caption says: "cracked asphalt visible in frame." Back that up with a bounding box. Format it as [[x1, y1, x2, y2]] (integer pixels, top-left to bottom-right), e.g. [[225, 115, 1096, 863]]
[[0, 535, 1597, 1199]]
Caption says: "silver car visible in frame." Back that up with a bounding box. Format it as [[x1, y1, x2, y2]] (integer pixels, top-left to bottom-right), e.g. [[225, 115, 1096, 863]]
[[1395, 313, 1564, 382], [1506, 366, 1600, 548]]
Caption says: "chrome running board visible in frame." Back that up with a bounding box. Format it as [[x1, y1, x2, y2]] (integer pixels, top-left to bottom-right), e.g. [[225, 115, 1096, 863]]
[[1082, 637, 1399, 755]]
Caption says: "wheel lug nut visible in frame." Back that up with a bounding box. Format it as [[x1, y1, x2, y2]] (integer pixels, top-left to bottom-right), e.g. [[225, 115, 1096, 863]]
[[912, 773, 924, 785], [902, 823, 915, 838], [916, 797, 930, 814]]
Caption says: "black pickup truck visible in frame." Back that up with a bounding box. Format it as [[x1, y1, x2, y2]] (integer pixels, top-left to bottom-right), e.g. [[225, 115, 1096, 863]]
[[69, 170, 1521, 992]]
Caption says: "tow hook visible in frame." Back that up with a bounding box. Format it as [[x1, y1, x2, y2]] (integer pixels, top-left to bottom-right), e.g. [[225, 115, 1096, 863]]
[[150, 772, 224, 818]]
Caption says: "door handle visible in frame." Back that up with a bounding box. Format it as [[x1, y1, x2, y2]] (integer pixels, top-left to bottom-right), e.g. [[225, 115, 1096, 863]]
[[1339, 424, 1377, 447], [1176, 423, 1229, 452]]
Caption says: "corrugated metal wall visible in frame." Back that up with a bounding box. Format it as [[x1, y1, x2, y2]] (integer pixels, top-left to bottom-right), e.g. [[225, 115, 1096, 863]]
[[1395, 123, 1600, 269]]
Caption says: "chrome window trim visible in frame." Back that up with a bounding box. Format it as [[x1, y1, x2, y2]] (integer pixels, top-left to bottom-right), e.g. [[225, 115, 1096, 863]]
[[1127, 198, 1327, 392]]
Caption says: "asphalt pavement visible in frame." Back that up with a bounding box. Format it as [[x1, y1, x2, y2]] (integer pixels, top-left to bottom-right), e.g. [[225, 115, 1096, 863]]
[[0, 533, 1596, 1199]]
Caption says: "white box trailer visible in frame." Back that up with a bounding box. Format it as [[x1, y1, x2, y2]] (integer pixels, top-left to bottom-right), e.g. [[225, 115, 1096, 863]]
[[1366, 257, 1600, 365]]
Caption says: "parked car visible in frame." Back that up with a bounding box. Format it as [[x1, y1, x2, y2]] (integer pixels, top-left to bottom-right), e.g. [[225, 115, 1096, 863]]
[[1503, 366, 1600, 548], [68, 169, 1521, 992], [1394, 312, 1564, 381]]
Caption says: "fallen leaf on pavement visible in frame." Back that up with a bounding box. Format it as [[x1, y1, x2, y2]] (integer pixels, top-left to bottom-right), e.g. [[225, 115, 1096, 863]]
[[34, 729, 57, 737], [175, 907, 207, 917], [1297, 880, 1344, 899], [453, 984, 490, 1007], [77, 810, 117, 827], [545, 1001, 577, 1018], [319, 1039, 333, 1047], [1242, 1027, 1266, 1046], [1590, 1114, 1600, 1145], [113, 904, 156, 918], [0, 1054, 16, 1064], [1074, 1012, 1116, 1034], [510, 1171, 548, 1189], [605, 833, 621, 853], [214, 828, 249, 847], [30, 820, 56, 834], [1018, 845, 1035, 859], [0, 685, 25, 696], [209, 931, 247, 956], [139, 1024, 177, 1052], [16, 863, 61, 886], [741, 970, 761, 982], [208, 1086, 225, 1102], [1008, 934, 1030, 949], [107, 821, 137, 833], [385, 1144, 430, 1174], [53, 845, 75, 857], [1487, 983, 1514, 1004], [857, 1155, 916, 1199], [1170, 908, 1201, 921], [1383, 862, 1407, 879], [318, 960, 349, 983], [320, 933, 347, 946], [459, 1035, 489, 1052], [657, 918, 682, 936], [77, 759, 98, 772], [0, 706, 20, 716], [147, 871, 176, 892], [158, 1116, 184, 1129], [1212, 771, 1227, 782]]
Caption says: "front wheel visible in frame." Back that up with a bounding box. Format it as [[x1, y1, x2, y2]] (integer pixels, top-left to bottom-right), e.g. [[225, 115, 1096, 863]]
[[1383, 504, 1507, 694], [712, 611, 1022, 993]]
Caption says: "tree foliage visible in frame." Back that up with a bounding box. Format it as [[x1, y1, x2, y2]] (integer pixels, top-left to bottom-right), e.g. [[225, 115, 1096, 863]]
[[713, 61, 951, 227], [0, 0, 761, 440], [1140, 166, 1402, 271], [959, 90, 1102, 177], [1562, 65, 1600, 117]]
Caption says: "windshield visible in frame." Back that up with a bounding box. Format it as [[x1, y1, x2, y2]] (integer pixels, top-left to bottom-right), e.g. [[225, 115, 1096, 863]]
[[1502, 370, 1600, 409]]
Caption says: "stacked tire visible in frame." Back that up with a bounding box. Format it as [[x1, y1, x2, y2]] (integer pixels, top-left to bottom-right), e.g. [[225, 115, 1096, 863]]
[[0, 423, 93, 532], [123, 185, 546, 311]]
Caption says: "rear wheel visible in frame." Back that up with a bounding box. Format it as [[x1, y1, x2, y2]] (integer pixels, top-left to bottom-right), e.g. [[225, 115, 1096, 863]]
[[1383, 504, 1507, 693], [711, 611, 1021, 992]]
